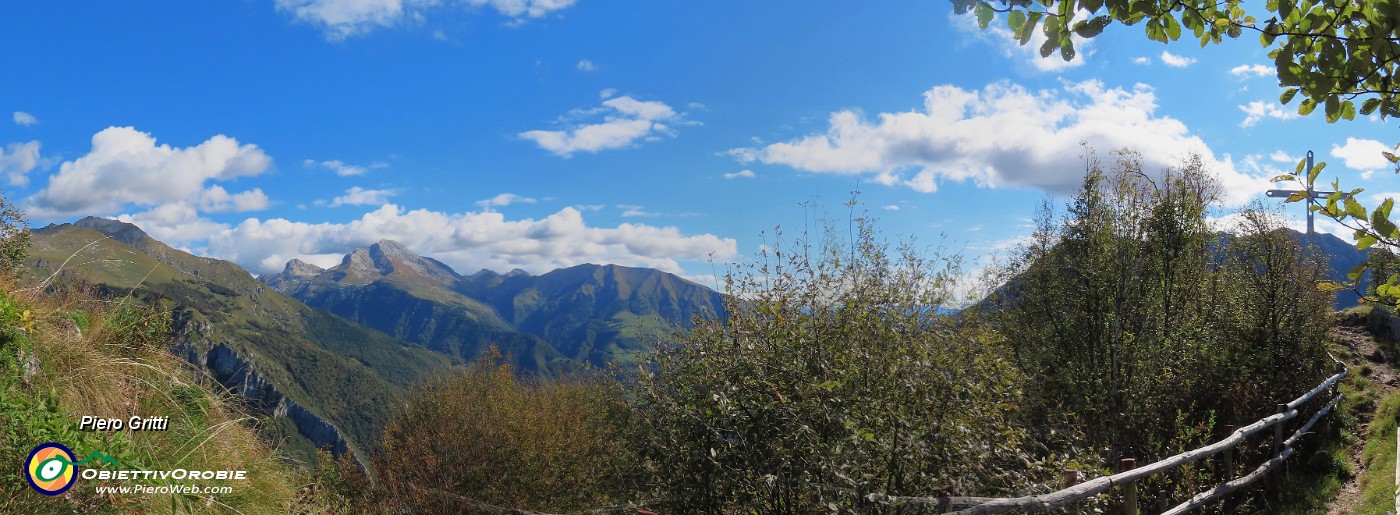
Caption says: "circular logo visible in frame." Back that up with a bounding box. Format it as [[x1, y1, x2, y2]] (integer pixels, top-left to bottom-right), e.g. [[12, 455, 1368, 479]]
[[25, 443, 77, 496]]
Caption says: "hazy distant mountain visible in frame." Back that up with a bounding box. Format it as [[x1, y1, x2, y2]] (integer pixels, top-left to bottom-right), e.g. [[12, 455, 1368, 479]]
[[260, 240, 574, 375], [28, 218, 453, 465], [264, 242, 728, 368]]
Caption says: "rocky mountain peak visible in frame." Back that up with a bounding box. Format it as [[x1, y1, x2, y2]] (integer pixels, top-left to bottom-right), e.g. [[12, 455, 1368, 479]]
[[72, 216, 157, 249], [283, 259, 325, 279], [338, 240, 459, 284]]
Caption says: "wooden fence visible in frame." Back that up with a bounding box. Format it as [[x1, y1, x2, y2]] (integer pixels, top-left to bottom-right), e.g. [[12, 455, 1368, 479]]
[[857, 362, 1348, 514]]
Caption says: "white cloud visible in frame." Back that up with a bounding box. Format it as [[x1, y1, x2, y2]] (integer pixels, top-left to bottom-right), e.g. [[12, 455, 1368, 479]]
[[474, 192, 536, 209], [27, 127, 272, 218], [1230, 64, 1272, 78], [12, 112, 38, 127], [1270, 150, 1297, 163], [119, 204, 737, 276], [117, 203, 229, 246], [199, 185, 271, 212], [520, 94, 683, 157], [307, 159, 368, 176], [1133, 56, 1150, 65], [572, 203, 605, 211], [0, 141, 42, 186], [952, 12, 1089, 72], [331, 186, 396, 207], [576, 59, 597, 72], [1238, 101, 1298, 128], [1369, 191, 1400, 205], [729, 80, 1269, 205], [881, 204, 900, 211], [276, 0, 577, 40], [1331, 138, 1394, 179], [1160, 51, 1196, 68], [617, 204, 658, 217], [723, 170, 755, 180]]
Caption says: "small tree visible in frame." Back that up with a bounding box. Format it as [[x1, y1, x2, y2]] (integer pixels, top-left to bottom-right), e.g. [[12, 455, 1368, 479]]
[[635, 206, 1046, 512], [0, 193, 28, 275]]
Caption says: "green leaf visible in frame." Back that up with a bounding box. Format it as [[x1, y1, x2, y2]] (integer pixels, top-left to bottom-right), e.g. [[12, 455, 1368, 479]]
[[1344, 196, 1367, 219], [1008, 9, 1027, 33], [1325, 95, 1341, 122], [1298, 98, 1318, 115], [1348, 261, 1370, 281], [975, 2, 995, 30], [1361, 98, 1382, 115], [1357, 235, 1379, 250], [1269, 174, 1295, 182], [1317, 281, 1349, 292], [1164, 15, 1182, 40], [1286, 191, 1309, 202], [1279, 88, 1299, 105], [1308, 160, 1326, 184]]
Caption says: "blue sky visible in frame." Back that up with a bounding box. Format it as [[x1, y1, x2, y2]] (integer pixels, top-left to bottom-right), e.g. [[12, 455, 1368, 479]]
[[1, 1, 1396, 297]]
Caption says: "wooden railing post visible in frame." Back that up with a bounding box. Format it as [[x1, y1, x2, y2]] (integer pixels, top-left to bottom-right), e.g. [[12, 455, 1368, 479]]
[[1119, 458, 1137, 515], [1274, 404, 1287, 455], [1061, 469, 1081, 515], [1062, 469, 1079, 487]]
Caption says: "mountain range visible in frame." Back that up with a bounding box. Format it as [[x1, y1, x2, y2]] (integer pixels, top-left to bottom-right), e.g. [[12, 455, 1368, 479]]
[[27, 218, 726, 465], [25, 217, 1374, 467]]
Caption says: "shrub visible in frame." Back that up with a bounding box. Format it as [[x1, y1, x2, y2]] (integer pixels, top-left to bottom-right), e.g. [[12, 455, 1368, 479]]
[[635, 208, 1048, 512], [361, 349, 638, 513]]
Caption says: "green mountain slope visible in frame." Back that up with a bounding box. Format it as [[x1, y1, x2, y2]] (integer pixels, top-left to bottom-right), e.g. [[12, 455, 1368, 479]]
[[467, 263, 728, 364], [263, 242, 728, 369], [27, 218, 452, 464]]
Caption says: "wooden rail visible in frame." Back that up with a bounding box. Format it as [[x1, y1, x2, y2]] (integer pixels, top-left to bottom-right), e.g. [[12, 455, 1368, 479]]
[[861, 364, 1347, 514]]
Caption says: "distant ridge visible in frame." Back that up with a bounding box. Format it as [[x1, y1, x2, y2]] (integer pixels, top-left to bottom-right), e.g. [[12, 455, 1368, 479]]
[[263, 242, 728, 368]]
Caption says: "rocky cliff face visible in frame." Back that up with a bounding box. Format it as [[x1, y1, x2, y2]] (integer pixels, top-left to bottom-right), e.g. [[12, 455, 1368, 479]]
[[199, 344, 353, 460]]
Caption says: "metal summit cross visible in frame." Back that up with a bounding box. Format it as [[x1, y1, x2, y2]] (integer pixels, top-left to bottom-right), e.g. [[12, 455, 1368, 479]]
[[1265, 150, 1339, 238]]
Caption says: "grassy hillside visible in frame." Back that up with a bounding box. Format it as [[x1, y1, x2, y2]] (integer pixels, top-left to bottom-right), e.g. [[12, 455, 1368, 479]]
[[27, 220, 453, 464], [0, 279, 306, 513]]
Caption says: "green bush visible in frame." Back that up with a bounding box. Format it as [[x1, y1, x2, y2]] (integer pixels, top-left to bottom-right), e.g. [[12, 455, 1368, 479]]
[[635, 210, 1051, 512], [331, 349, 638, 513], [994, 150, 1333, 507]]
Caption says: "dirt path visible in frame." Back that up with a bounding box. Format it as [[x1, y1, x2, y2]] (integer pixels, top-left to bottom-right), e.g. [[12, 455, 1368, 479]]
[[1326, 324, 1396, 515]]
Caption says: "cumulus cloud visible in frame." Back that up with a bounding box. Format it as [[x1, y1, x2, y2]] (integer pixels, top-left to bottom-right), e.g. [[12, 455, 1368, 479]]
[[474, 192, 535, 209], [1133, 56, 1150, 65], [1160, 51, 1196, 68], [1230, 64, 1272, 78], [117, 204, 737, 276], [12, 112, 38, 127], [27, 127, 272, 218], [520, 94, 685, 157], [577, 59, 597, 72], [952, 12, 1089, 72], [729, 80, 1269, 205], [1331, 138, 1394, 179], [723, 170, 755, 180], [1239, 101, 1298, 128], [277, 0, 577, 40], [199, 185, 271, 212], [0, 141, 42, 186], [331, 186, 396, 207]]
